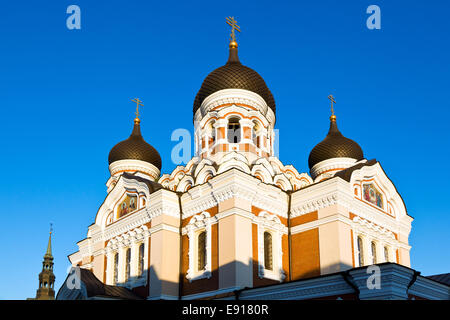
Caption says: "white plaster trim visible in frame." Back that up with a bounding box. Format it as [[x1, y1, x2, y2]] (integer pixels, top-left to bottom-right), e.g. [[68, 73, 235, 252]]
[[182, 286, 242, 300], [290, 214, 352, 235], [149, 224, 180, 235], [185, 212, 213, 282], [311, 157, 358, 180], [255, 211, 285, 282], [290, 177, 353, 218], [237, 274, 354, 300], [109, 159, 160, 181], [198, 89, 270, 119]]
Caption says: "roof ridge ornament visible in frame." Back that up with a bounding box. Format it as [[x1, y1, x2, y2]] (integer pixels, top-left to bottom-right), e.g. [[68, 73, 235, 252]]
[[226, 16, 240, 49]]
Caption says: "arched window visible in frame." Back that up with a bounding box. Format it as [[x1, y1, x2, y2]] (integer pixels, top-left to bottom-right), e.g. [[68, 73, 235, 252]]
[[125, 248, 131, 282], [384, 246, 389, 262], [357, 236, 364, 266], [371, 241, 377, 264], [227, 117, 241, 143], [197, 231, 207, 271], [138, 243, 145, 277], [113, 253, 119, 285], [264, 231, 273, 271]]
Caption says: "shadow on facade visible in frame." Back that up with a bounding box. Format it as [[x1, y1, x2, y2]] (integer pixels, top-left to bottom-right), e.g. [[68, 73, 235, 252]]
[[56, 258, 356, 300]]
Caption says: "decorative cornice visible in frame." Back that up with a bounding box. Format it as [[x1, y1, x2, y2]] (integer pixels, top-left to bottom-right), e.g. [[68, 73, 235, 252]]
[[290, 178, 353, 218], [196, 89, 270, 121]]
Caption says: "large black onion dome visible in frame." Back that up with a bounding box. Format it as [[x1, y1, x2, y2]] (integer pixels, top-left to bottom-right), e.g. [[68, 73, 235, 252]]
[[108, 119, 162, 170], [193, 45, 276, 115], [308, 117, 364, 169]]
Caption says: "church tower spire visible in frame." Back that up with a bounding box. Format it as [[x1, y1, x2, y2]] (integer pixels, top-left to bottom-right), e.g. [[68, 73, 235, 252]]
[[32, 225, 56, 300]]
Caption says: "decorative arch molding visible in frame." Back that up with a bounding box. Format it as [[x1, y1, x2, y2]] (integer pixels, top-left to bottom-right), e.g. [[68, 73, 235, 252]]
[[350, 215, 404, 267], [349, 162, 408, 220], [106, 225, 150, 251], [170, 166, 186, 183], [267, 157, 285, 174], [217, 152, 251, 174], [95, 175, 151, 229], [105, 225, 150, 286], [297, 173, 314, 185], [273, 174, 293, 191], [178, 175, 195, 193], [265, 159, 313, 191], [251, 165, 273, 184], [193, 158, 215, 178], [184, 212, 215, 282], [253, 211, 286, 282], [158, 174, 170, 188], [253, 158, 276, 176], [195, 165, 217, 185], [183, 157, 199, 174]]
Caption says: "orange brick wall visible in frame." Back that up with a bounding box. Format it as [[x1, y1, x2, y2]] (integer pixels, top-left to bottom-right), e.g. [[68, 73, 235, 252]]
[[291, 228, 321, 280]]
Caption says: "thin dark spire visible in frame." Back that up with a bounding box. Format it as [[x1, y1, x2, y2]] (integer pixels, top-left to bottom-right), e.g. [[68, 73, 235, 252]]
[[227, 45, 240, 64], [327, 117, 343, 136], [44, 224, 53, 258], [130, 120, 143, 138]]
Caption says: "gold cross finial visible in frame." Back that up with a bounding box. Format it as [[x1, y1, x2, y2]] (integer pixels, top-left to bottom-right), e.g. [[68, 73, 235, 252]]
[[131, 98, 144, 123], [49, 223, 53, 235], [226, 16, 240, 48], [328, 94, 336, 121]]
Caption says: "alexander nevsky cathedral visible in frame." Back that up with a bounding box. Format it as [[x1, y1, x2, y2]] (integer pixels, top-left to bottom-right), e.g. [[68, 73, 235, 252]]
[[56, 19, 449, 300]]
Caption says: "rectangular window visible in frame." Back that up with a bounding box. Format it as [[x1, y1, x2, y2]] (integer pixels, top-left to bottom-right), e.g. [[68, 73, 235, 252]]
[[197, 231, 206, 272], [264, 232, 273, 271]]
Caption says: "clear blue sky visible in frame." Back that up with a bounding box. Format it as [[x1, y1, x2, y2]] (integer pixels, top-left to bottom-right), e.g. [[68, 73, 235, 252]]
[[0, 0, 448, 300]]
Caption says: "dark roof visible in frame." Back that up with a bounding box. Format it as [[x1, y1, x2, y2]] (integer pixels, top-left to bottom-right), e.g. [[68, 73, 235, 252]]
[[193, 45, 276, 115], [426, 273, 450, 286], [109, 120, 162, 170], [334, 159, 378, 182], [78, 268, 143, 300], [308, 117, 364, 169], [122, 172, 164, 193]]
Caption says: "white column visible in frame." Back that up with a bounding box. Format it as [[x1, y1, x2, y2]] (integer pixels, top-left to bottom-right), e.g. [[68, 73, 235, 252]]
[[118, 245, 126, 284], [216, 119, 228, 143], [389, 246, 396, 263], [106, 249, 113, 285], [362, 236, 371, 266], [376, 241, 384, 264], [239, 118, 253, 143], [130, 239, 138, 280], [144, 236, 149, 281]]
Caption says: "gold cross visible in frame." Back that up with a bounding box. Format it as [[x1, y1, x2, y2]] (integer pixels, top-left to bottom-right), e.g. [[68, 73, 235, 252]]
[[226, 16, 240, 43], [50, 223, 53, 235], [328, 94, 336, 116], [131, 98, 144, 119]]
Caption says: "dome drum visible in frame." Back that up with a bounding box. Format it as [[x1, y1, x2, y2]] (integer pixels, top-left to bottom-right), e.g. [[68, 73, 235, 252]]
[[109, 159, 161, 181]]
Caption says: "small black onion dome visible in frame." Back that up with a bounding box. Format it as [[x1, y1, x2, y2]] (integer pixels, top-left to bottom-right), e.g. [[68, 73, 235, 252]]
[[193, 44, 276, 115], [308, 116, 364, 169], [108, 119, 162, 170]]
